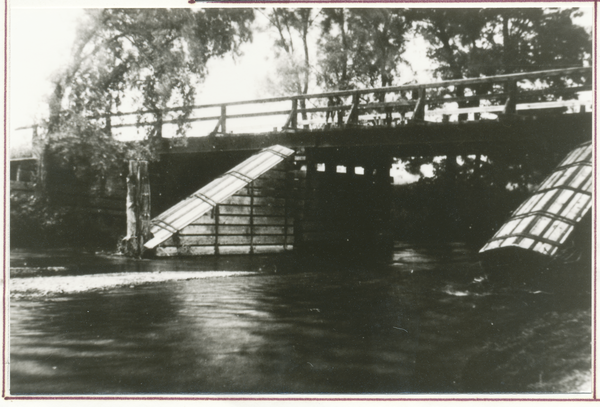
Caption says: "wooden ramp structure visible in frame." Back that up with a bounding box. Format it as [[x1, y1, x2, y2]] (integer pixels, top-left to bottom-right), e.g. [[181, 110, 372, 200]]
[[144, 145, 295, 256], [480, 141, 592, 258]]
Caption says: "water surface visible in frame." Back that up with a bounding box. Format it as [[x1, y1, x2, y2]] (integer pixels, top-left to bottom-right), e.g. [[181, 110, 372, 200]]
[[10, 242, 592, 395]]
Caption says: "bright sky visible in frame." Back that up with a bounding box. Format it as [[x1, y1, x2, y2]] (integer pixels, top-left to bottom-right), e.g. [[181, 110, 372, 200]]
[[9, 8, 83, 129], [6, 5, 444, 132]]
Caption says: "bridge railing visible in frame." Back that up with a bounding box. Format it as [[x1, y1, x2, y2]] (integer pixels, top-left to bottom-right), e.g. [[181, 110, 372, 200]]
[[31, 66, 594, 138]]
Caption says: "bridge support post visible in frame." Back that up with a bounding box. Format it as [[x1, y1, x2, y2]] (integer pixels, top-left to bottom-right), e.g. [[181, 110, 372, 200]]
[[220, 105, 227, 134], [345, 92, 360, 126], [412, 87, 426, 121], [372, 156, 394, 260], [291, 99, 298, 129], [121, 160, 152, 258], [293, 149, 395, 262], [502, 79, 518, 117]]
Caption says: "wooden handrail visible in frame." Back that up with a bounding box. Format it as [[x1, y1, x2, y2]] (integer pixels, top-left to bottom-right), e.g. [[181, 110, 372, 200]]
[[110, 84, 591, 129], [105, 66, 590, 118], [23, 66, 591, 133]]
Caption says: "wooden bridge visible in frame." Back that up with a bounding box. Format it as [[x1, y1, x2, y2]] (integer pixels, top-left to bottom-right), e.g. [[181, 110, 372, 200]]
[[103, 66, 592, 158], [112, 67, 591, 259], [12, 67, 593, 258]]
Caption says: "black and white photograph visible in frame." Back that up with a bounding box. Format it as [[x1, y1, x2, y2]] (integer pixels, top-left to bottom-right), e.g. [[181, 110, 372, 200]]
[[5, 1, 595, 400]]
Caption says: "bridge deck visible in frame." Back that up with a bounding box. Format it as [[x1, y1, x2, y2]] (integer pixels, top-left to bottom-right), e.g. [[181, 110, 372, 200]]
[[164, 112, 592, 157]]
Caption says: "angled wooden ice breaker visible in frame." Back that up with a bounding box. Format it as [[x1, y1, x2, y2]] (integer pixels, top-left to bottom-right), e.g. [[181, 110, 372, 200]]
[[144, 145, 295, 255], [480, 141, 592, 258]]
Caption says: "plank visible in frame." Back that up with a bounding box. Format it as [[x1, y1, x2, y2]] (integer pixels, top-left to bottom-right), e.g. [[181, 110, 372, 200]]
[[225, 196, 287, 207], [253, 216, 287, 225], [253, 197, 287, 206], [218, 215, 252, 225], [253, 245, 289, 254], [11, 181, 35, 191], [235, 187, 287, 197], [180, 246, 217, 256], [181, 225, 217, 235], [252, 178, 287, 189], [254, 206, 286, 216], [219, 245, 252, 255], [253, 226, 286, 235], [253, 235, 291, 245], [156, 247, 178, 257], [257, 169, 288, 180], [219, 236, 252, 245], [224, 196, 253, 206], [219, 225, 252, 235], [219, 205, 252, 215], [189, 214, 217, 225], [164, 235, 216, 246]]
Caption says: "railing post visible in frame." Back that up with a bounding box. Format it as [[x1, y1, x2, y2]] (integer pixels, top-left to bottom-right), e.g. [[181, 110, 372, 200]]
[[220, 105, 227, 133], [155, 110, 163, 140], [282, 99, 298, 130], [337, 97, 344, 127], [291, 99, 298, 129], [503, 79, 517, 116], [412, 87, 426, 121], [104, 114, 112, 137], [345, 92, 360, 126]]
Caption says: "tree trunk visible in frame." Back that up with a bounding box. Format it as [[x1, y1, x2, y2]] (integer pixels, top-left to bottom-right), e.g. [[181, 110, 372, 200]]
[[502, 13, 512, 74], [47, 82, 64, 134], [340, 11, 349, 89]]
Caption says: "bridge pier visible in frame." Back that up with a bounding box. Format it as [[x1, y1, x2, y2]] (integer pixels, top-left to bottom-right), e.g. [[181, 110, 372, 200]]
[[147, 147, 396, 260], [294, 148, 394, 261]]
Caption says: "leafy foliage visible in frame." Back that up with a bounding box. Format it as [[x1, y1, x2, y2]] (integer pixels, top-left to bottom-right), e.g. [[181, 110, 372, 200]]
[[44, 8, 254, 179], [49, 8, 254, 136], [403, 7, 591, 197], [317, 9, 411, 92], [17, 9, 255, 249], [414, 8, 591, 80], [261, 9, 320, 96]]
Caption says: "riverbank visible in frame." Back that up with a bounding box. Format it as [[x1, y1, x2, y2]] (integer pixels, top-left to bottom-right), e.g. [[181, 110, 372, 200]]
[[9, 248, 292, 278]]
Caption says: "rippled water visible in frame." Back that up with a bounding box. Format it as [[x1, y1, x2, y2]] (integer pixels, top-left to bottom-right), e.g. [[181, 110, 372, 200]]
[[9, 242, 592, 395]]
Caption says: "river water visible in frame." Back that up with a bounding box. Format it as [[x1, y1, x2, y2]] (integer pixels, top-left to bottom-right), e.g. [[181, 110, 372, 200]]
[[9, 242, 592, 395]]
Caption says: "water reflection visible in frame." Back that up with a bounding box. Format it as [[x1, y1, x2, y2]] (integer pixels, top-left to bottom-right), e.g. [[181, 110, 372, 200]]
[[10, 242, 591, 394]]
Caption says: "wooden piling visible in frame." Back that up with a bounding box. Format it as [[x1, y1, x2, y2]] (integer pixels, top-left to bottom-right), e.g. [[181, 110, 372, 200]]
[[137, 161, 151, 253], [122, 160, 151, 257]]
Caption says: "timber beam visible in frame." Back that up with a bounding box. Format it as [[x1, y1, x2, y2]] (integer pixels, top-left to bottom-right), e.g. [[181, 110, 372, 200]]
[[162, 113, 591, 158]]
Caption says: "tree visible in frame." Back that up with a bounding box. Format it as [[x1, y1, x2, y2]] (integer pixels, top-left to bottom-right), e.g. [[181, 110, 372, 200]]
[[414, 8, 591, 80], [316, 9, 354, 91], [48, 9, 254, 141], [398, 8, 591, 243], [41, 8, 254, 187], [261, 8, 321, 119], [21, 8, 254, 249], [407, 7, 591, 182], [317, 9, 412, 95]]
